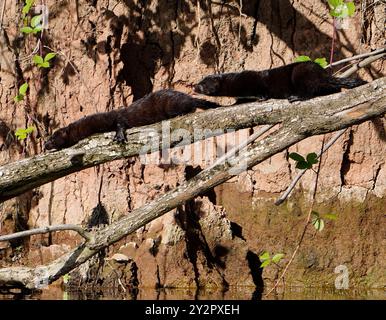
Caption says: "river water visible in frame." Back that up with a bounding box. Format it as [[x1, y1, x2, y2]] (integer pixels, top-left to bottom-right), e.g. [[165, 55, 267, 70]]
[[0, 286, 384, 300]]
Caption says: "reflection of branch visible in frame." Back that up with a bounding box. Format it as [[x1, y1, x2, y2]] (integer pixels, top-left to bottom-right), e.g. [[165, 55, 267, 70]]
[[0, 224, 91, 242]]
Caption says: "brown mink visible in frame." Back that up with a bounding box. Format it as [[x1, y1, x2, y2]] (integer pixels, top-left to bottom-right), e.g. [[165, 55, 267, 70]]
[[194, 61, 367, 102], [45, 89, 221, 150]]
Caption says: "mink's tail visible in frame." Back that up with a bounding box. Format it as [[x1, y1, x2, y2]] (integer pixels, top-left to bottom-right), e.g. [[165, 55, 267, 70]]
[[327, 77, 368, 89], [195, 98, 222, 110]]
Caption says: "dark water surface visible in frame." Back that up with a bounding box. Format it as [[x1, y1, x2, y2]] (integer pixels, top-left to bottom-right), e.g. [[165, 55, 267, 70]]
[[0, 285, 384, 300]]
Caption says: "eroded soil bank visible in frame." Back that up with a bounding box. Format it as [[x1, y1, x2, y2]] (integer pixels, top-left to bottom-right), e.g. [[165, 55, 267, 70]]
[[0, 0, 385, 295]]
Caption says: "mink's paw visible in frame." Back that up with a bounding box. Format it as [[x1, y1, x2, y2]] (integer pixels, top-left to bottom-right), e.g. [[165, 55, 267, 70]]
[[113, 133, 127, 144]]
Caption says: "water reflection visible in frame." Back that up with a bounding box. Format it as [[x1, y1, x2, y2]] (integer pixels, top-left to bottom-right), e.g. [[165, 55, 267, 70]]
[[0, 286, 384, 300]]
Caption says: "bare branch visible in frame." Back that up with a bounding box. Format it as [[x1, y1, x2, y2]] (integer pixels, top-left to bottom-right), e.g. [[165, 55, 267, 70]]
[[339, 52, 386, 78], [328, 47, 386, 68], [0, 224, 91, 242]]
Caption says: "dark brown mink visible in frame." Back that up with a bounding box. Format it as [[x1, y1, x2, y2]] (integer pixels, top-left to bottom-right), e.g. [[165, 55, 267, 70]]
[[194, 61, 367, 102], [44, 89, 221, 150]]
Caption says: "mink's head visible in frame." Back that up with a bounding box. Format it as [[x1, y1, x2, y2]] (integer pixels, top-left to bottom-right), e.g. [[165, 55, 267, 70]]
[[44, 127, 70, 151], [194, 75, 222, 96]]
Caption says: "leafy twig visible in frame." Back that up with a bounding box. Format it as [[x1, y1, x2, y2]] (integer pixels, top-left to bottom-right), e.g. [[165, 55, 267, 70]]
[[275, 129, 347, 205], [267, 136, 326, 296]]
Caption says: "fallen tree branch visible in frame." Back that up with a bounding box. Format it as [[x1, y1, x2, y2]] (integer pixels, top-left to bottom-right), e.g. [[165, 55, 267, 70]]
[[0, 78, 383, 202], [0, 224, 91, 242], [0, 78, 384, 289]]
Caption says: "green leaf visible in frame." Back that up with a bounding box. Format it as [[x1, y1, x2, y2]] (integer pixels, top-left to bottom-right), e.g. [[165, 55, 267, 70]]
[[289, 152, 305, 162], [14, 94, 24, 103], [15, 130, 27, 140], [324, 213, 337, 221], [272, 253, 285, 264], [30, 14, 42, 28], [24, 126, 35, 134], [328, 0, 342, 9], [331, 3, 354, 18], [15, 126, 35, 141], [306, 152, 318, 165], [22, 0, 35, 16], [340, 4, 350, 18], [312, 217, 325, 232], [296, 161, 311, 170], [32, 26, 42, 34], [63, 274, 70, 284], [295, 55, 311, 62], [33, 55, 44, 65], [40, 61, 50, 68], [19, 83, 29, 95], [259, 251, 270, 261], [311, 211, 320, 219], [44, 52, 57, 62], [260, 259, 271, 268], [314, 57, 328, 68], [346, 2, 355, 16], [20, 26, 33, 34]]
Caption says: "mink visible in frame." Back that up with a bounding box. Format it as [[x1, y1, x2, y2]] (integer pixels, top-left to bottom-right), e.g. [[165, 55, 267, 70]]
[[194, 61, 367, 102], [44, 89, 221, 150]]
